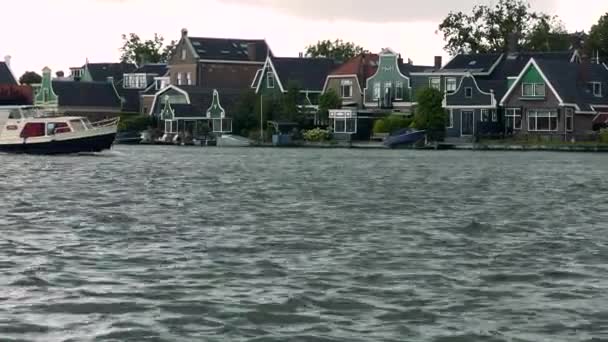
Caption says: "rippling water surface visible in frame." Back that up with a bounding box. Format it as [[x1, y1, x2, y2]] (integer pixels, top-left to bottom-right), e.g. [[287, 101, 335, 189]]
[[1, 146, 608, 341]]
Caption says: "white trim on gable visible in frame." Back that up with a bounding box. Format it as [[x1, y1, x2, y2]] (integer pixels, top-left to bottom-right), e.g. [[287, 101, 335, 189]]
[[148, 85, 191, 116], [251, 69, 263, 88], [570, 50, 581, 63], [255, 56, 286, 93], [363, 49, 412, 101], [206, 89, 226, 118], [443, 73, 496, 108], [322, 74, 363, 95], [499, 58, 564, 106]]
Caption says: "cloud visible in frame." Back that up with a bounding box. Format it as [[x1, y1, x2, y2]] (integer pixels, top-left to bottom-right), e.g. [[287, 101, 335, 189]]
[[217, 0, 557, 22]]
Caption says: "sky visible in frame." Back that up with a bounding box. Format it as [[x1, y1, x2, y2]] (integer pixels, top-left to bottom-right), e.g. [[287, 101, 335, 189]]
[[1, 0, 606, 78]]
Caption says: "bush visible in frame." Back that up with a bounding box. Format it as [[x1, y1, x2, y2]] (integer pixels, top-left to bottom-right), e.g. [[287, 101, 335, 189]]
[[118, 114, 152, 132], [600, 129, 608, 144], [373, 115, 412, 134], [303, 128, 330, 142]]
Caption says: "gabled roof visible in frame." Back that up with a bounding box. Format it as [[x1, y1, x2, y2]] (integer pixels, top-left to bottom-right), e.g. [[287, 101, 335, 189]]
[[0, 62, 17, 85], [151, 85, 243, 117], [188, 37, 270, 62], [264, 57, 337, 92], [86, 62, 137, 82], [132, 63, 168, 76], [328, 53, 378, 89], [52, 80, 121, 108]]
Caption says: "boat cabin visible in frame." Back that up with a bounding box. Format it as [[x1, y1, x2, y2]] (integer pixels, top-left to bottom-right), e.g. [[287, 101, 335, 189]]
[[0, 106, 96, 141]]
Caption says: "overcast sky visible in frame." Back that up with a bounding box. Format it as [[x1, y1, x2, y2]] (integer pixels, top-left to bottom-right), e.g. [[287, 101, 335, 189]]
[[1, 0, 606, 77]]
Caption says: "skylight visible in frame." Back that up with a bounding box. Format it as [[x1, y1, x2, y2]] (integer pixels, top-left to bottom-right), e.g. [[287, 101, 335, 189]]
[[221, 50, 230, 54], [192, 41, 201, 46], [468, 60, 477, 66]]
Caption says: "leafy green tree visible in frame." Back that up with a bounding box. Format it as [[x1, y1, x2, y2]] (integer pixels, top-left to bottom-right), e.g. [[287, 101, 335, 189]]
[[280, 81, 302, 122], [232, 90, 259, 136], [413, 88, 446, 141], [438, 0, 565, 54], [306, 39, 368, 62], [120, 33, 176, 65], [19, 71, 42, 85], [318, 89, 342, 124], [586, 13, 608, 62], [373, 115, 412, 134]]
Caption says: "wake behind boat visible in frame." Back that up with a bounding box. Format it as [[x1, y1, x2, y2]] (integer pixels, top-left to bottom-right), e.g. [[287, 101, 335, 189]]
[[0, 106, 118, 155]]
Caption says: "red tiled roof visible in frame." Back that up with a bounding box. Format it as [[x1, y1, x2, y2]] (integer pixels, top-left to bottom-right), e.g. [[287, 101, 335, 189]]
[[329, 53, 378, 78], [593, 112, 608, 125]]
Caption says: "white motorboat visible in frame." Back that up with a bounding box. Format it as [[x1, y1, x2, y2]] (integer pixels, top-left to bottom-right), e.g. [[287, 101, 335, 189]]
[[0, 106, 118, 154]]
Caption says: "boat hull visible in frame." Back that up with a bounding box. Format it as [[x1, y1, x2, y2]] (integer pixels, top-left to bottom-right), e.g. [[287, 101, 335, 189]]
[[383, 130, 426, 148], [0, 132, 116, 155]]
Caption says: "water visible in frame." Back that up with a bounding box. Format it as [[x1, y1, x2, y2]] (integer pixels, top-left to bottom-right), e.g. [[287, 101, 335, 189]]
[[1, 146, 608, 342]]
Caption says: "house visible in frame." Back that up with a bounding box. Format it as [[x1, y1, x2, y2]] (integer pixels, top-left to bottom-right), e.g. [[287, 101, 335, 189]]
[[0, 56, 33, 105], [34, 67, 122, 121], [69, 62, 136, 83], [499, 58, 608, 138], [254, 55, 338, 123], [148, 29, 272, 135], [322, 53, 379, 108], [119, 63, 168, 114], [326, 48, 436, 140], [412, 50, 583, 139]]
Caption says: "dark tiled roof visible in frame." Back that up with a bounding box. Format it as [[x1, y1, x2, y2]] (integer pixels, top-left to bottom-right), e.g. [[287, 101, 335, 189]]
[[52, 80, 121, 108], [117, 88, 142, 113], [272, 57, 337, 91], [169, 104, 202, 118], [86, 62, 137, 82], [175, 86, 244, 116], [133, 64, 168, 76], [0, 62, 17, 84], [443, 53, 503, 73], [188, 37, 270, 62], [400, 63, 435, 74], [0, 85, 33, 105]]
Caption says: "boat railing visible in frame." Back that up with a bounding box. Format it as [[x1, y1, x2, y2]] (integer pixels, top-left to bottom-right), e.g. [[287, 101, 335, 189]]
[[91, 117, 120, 128]]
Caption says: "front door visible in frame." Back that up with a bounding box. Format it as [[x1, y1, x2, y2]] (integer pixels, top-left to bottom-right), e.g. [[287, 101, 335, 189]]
[[461, 111, 474, 136]]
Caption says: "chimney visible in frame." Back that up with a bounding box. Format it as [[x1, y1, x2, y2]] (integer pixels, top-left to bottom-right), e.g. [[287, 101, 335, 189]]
[[181, 28, 188, 39], [4, 55, 11, 68], [56, 71, 65, 78], [397, 53, 403, 65], [299, 52, 303, 58], [248, 42, 257, 62], [434, 56, 442, 69]]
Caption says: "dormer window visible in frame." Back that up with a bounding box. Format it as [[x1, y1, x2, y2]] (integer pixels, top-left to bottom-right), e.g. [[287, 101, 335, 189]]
[[267, 72, 275, 88], [446, 77, 457, 93], [340, 79, 353, 99], [522, 83, 545, 97], [588, 82, 602, 97], [123, 74, 147, 89]]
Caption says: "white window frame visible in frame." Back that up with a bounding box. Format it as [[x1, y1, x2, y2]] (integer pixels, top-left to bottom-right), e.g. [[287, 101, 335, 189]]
[[177, 73, 182, 86], [445, 77, 457, 93], [589, 82, 602, 97], [267, 72, 275, 89], [395, 81, 404, 100], [373, 82, 381, 100], [527, 109, 558, 132], [430, 77, 441, 90], [506, 108, 522, 130], [333, 117, 357, 134], [481, 109, 489, 122], [522, 83, 546, 97], [384, 82, 392, 96], [187, 72, 192, 86], [465, 87, 473, 98], [565, 108, 574, 132], [340, 79, 353, 99]]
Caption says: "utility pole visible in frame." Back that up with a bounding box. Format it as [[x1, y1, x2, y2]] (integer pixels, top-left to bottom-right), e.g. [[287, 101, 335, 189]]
[[260, 94, 264, 142]]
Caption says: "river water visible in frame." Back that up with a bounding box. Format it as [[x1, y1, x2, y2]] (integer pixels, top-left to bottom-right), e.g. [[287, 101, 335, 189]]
[[1, 146, 607, 342]]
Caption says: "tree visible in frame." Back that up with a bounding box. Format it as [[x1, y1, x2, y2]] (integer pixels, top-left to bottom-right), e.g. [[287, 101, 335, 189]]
[[438, 0, 566, 54], [586, 13, 608, 62], [232, 90, 259, 136], [19, 71, 42, 85], [280, 81, 302, 122], [120, 33, 176, 65], [306, 39, 368, 62], [413, 88, 446, 141], [373, 115, 413, 134], [318, 89, 342, 125]]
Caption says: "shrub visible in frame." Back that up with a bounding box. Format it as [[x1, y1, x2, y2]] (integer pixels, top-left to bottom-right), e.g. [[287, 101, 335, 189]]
[[118, 114, 152, 132], [373, 115, 412, 134], [600, 129, 608, 144], [303, 128, 330, 142]]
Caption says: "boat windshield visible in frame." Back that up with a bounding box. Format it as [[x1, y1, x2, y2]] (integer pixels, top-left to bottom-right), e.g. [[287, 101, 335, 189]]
[[7, 107, 50, 119]]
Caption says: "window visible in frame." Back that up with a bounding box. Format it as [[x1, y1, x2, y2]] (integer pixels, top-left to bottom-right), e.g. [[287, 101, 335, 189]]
[[492, 110, 498, 122], [465, 87, 473, 98], [181, 49, 187, 60], [505, 108, 522, 130], [384, 82, 392, 96], [373, 82, 381, 100], [69, 119, 86, 132], [340, 79, 353, 98], [267, 72, 275, 88], [334, 118, 357, 133], [446, 77, 457, 93], [522, 83, 545, 97], [481, 109, 490, 122], [395, 81, 404, 100], [187, 72, 192, 86], [588, 82, 602, 97], [20, 122, 45, 138], [528, 110, 558, 131], [177, 73, 182, 85], [447, 109, 454, 128], [565, 108, 574, 132], [430, 78, 441, 90]]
